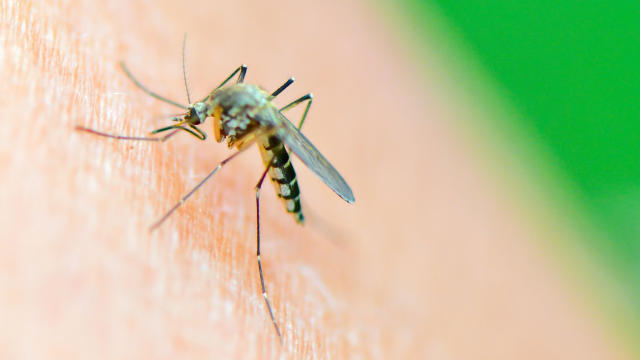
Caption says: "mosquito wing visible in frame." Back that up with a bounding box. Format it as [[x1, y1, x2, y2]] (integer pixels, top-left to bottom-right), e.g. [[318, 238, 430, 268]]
[[272, 112, 355, 204]]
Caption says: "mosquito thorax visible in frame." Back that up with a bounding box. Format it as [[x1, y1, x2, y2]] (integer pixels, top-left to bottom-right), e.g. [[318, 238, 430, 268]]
[[207, 84, 270, 146]]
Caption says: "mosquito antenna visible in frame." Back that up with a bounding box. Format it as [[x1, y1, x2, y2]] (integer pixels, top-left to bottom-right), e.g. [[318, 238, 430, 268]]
[[182, 33, 192, 104]]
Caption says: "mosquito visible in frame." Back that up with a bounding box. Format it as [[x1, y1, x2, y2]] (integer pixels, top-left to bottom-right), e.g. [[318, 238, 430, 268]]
[[75, 37, 355, 344]]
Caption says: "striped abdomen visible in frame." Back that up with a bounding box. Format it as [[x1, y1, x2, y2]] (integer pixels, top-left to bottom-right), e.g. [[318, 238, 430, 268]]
[[259, 135, 304, 224]]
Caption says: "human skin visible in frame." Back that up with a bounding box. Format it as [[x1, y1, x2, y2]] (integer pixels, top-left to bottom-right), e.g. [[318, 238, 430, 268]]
[[0, 0, 629, 358]]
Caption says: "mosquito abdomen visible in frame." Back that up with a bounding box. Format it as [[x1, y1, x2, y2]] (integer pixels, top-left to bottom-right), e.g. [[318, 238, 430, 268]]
[[259, 135, 304, 224]]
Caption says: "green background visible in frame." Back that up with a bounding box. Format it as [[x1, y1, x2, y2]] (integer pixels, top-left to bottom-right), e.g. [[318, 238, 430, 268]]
[[401, 0, 640, 349]]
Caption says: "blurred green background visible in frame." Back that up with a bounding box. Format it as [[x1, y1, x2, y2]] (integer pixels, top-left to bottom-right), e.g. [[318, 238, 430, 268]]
[[399, 0, 640, 351]]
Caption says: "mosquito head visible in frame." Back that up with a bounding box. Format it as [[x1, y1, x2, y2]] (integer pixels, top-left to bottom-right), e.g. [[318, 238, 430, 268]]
[[183, 101, 209, 126]]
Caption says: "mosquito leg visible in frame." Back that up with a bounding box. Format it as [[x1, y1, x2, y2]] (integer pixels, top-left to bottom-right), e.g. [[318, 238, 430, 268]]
[[269, 77, 294, 99], [120, 62, 187, 110], [255, 163, 283, 344], [149, 150, 245, 231], [187, 124, 207, 140], [280, 93, 313, 129], [237, 65, 247, 84], [214, 65, 248, 91], [199, 65, 249, 103], [75, 126, 181, 142], [148, 124, 207, 141]]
